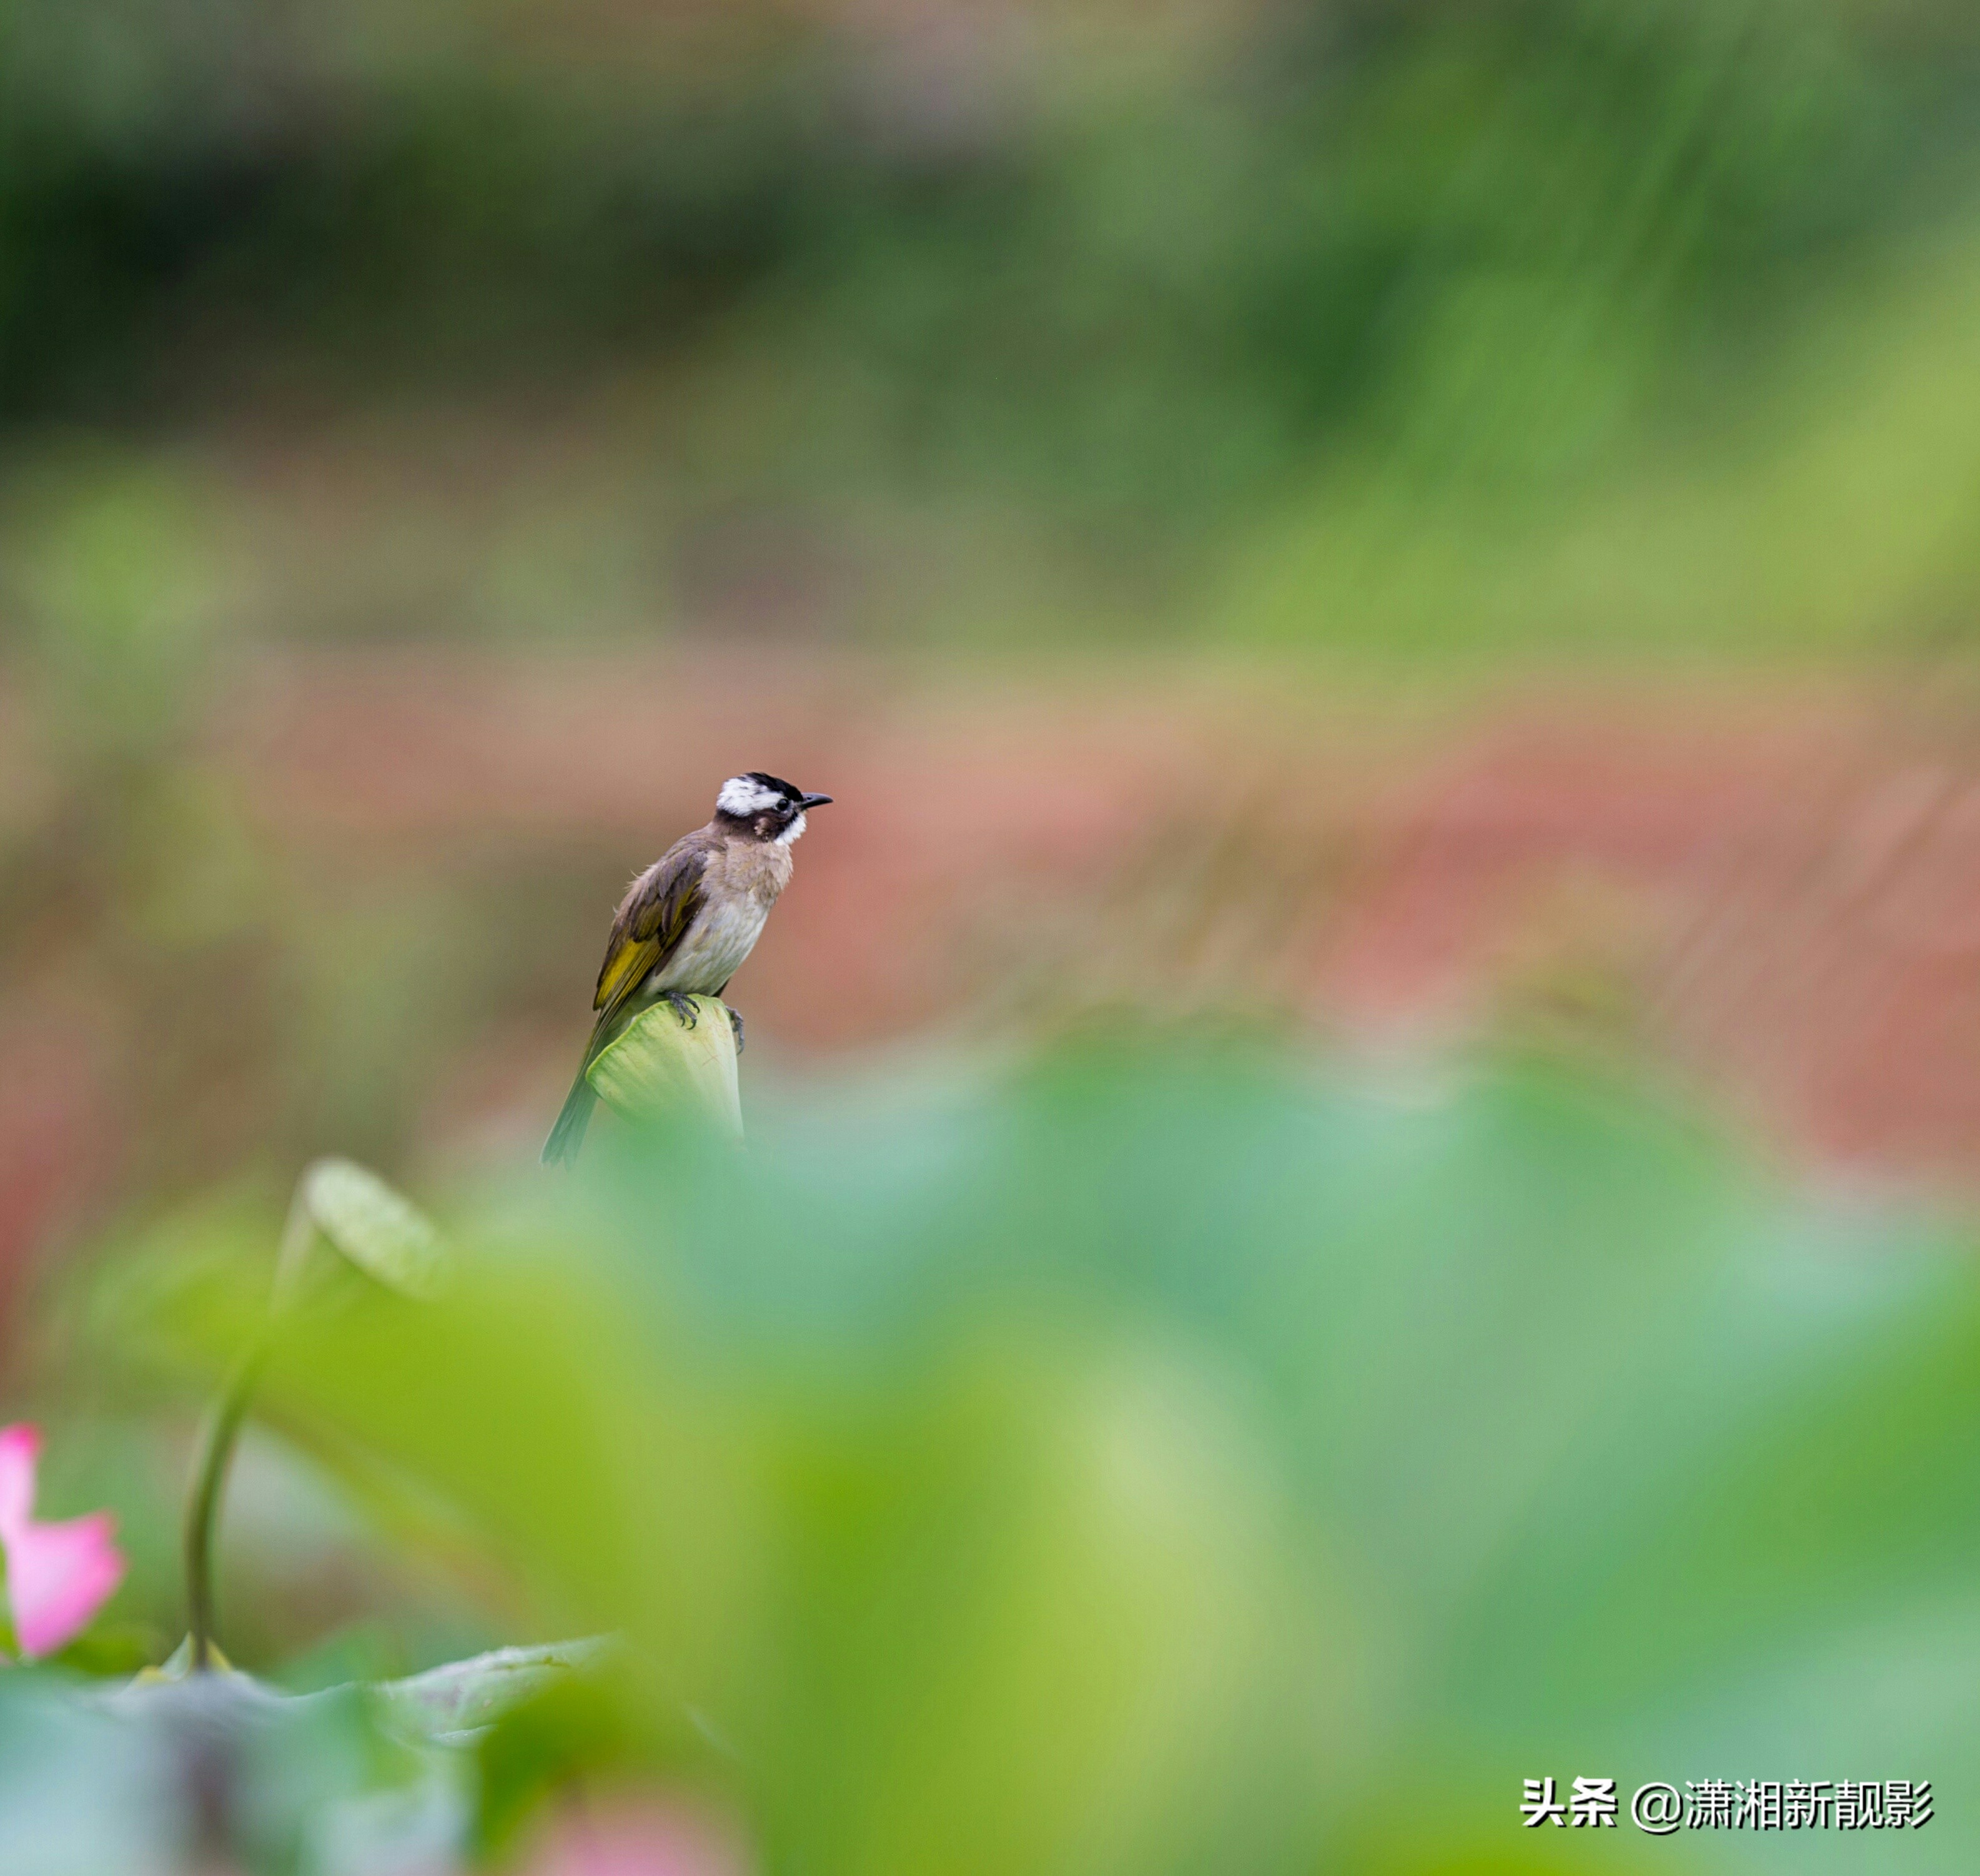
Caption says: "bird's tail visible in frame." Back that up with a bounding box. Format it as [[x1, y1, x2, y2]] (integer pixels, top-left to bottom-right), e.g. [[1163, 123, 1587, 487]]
[[542, 1071, 598, 1165]]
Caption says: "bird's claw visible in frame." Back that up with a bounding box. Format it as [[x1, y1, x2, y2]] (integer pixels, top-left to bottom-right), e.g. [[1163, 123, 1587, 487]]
[[661, 991, 700, 1030], [728, 1007, 745, 1053]]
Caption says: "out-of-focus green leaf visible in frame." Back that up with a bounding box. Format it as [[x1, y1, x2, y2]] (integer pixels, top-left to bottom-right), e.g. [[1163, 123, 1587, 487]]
[[299, 1158, 452, 1301], [470, 1665, 653, 1860], [90, 1040, 1980, 1872], [371, 1636, 613, 1741], [0, 1666, 468, 1876]]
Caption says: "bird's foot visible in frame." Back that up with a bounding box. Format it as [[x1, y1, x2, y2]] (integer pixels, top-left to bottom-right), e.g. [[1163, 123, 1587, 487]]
[[660, 990, 701, 1030], [727, 1007, 745, 1054]]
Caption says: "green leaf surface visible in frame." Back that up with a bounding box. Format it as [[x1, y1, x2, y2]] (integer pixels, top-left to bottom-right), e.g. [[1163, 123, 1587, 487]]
[[299, 1157, 452, 1301], [370, 1637, 613, 1740], [587, 995, 743, 1139], [91, 1042, 1980, 1873]]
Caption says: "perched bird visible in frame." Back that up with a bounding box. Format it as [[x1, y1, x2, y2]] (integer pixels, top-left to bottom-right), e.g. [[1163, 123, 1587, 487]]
[[543, 772, 833, 1163]]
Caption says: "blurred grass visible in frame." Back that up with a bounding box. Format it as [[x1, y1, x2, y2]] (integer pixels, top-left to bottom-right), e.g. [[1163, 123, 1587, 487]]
[[2, 0, 1980, 656]]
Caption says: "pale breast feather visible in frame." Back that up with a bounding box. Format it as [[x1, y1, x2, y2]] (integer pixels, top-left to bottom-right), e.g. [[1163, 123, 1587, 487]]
[[647, 894, 770, 994], [642, 834, 791, 995]]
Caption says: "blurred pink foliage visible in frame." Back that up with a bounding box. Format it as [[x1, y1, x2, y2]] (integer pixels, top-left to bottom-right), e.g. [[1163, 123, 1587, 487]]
[[0, 1424, 124, 1659]]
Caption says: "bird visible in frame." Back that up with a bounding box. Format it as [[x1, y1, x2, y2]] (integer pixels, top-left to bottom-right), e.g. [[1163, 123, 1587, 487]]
[[542, 771, 833, 1163]]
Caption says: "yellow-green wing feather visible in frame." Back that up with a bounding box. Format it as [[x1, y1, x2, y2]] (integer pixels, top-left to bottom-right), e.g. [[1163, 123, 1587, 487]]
[[544, 836, 711, 1166], [592, 841, 708, 1026], [595, 934, 660, 1018]]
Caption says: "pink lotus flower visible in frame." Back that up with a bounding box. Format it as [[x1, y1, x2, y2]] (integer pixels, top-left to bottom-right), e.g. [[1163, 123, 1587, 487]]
[[0, 1424, 125, 1659], [524, 1797, 746, 1876]]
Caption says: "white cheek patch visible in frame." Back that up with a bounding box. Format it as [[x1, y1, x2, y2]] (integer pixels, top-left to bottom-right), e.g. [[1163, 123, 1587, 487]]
[[718, 776, 783, 817], [774, 811, 807, 846]]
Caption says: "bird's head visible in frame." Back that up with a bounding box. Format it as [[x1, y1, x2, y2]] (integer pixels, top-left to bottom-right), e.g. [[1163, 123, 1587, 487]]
[[714, 772, 833, 844]]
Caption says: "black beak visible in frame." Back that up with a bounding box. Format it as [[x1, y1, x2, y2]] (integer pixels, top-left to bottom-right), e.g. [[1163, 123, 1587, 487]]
[[798, 792, 834, 809]]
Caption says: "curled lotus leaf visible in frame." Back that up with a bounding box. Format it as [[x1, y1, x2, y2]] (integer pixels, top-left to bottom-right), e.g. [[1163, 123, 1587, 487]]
[[299, 1158, 452, 1300]]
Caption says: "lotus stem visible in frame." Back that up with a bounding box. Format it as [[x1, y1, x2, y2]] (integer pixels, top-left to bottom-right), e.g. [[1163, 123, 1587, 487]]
[[183, 1183, 315, 1670]]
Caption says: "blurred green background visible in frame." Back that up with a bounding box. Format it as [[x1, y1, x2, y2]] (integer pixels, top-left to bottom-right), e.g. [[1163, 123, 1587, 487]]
[[6, 0, 1980, 1869]]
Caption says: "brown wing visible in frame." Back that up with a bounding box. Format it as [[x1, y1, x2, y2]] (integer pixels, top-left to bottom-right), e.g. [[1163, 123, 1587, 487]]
[[591, 836, 711, 1030]]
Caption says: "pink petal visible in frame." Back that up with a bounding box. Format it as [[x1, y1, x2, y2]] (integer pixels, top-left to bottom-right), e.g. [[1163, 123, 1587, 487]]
[[0, 1421, 126, 1658], [7, 1509, 124, 1658], [525, 1799, 745, 1876], [0, 1424, 39, 1536]]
